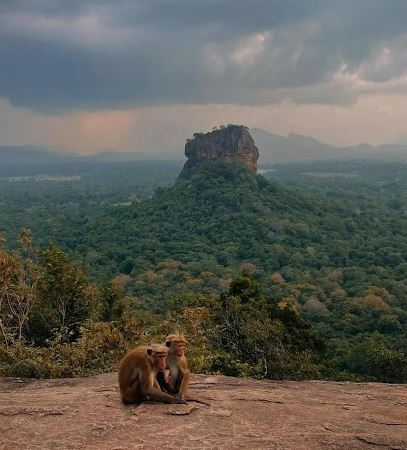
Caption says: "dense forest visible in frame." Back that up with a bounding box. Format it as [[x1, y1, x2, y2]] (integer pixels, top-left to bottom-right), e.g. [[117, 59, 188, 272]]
[[0, 159, 406, 382]]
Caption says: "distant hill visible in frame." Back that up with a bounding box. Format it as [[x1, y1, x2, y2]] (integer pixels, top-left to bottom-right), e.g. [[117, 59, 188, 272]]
[[73, 161, 341, 278], [0, 145, 74, 165], [251, 128, 407, 164], [251, 129, 334, 164], [3, 128, 407, 168], [0, 146, 180, 167], [81, 151, 182, 162]]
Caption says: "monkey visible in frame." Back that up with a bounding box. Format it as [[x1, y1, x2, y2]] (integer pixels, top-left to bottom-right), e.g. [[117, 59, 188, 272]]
[[157, 334, 211, 406], [157, 334, 190, 399], [118, 344, 186, 405]]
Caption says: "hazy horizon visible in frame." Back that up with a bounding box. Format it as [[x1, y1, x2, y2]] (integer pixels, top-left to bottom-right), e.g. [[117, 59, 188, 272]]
[[3, 124, 407, 160]]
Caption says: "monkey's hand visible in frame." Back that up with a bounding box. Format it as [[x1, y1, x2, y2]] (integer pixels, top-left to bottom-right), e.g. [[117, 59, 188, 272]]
[[165, 375, 176, 393], [163, 369, 171, 383]]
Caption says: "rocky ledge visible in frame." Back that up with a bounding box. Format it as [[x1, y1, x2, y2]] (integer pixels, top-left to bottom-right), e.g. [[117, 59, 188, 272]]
[[1, 373, 406, 449], [180, 125, 259, 177]]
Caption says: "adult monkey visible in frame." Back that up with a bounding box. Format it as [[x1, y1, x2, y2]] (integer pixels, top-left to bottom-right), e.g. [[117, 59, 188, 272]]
[[118, 344, 186, 404], [157, 334, 210, 406], [160, 334, 191, 399]]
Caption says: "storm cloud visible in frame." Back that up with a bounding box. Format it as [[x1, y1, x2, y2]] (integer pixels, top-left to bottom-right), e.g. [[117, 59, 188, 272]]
[[1, 0, 407, 112]]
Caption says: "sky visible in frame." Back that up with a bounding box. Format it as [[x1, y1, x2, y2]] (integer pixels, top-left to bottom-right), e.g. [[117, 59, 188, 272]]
[[1, 0, 407, 155]]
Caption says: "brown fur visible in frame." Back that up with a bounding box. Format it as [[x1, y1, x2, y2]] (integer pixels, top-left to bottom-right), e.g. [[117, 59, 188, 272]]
[[118, 345, 186, 405], [157, 335, 191, 399]]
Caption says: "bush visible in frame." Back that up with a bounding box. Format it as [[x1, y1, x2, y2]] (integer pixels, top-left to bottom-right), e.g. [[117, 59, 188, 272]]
[[208, 276, 324, 379], [0, 318, 143, 378], [347, 338, 407, 383]]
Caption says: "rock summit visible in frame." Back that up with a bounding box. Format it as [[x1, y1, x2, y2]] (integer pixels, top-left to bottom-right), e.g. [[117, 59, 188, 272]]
[[180, 125, 259, 177]]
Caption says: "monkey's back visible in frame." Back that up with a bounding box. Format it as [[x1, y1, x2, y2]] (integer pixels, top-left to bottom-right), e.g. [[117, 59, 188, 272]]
[[118, 346, 149, 403]]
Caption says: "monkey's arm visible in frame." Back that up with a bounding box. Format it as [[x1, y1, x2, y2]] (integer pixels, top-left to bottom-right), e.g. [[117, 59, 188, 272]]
[[156, 371, 169, 392], [144, 375, 186, 404], [177, 368, 191, 399], [147, 386, 186, 404], [156, 370, 176, 394]]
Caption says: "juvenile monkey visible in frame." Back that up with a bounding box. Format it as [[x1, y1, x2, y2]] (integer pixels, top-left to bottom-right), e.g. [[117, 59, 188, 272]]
[[118, 344, 186, 405], [157, 334, 191, 399]]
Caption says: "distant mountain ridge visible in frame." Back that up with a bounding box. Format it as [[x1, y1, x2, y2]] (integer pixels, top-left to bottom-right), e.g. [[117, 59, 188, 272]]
[[2, 128, 407, 166], [0, 145, 74, 165], [251, 128, 407, 164], [0, 146, 180, 166]]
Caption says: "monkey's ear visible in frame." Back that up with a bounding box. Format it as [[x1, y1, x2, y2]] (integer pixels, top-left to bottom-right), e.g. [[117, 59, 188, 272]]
[[146, 348, 153, 356], [165, 341, 171, 348]]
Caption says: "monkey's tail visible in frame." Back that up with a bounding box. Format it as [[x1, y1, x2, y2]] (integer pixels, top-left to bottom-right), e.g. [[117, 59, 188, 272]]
[[185, 396, 211, 406]]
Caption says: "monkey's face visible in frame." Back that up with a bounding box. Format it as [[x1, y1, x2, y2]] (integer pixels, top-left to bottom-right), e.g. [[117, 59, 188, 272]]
[[151, 352, 168, 372], [173, 341, 185, 357]]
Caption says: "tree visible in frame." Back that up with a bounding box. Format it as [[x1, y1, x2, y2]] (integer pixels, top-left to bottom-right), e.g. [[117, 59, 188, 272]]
[[348, 337, 407, 382], [29, 244, 101, 343], [0, 229, 41, 344], [211, 276, 323, 379]]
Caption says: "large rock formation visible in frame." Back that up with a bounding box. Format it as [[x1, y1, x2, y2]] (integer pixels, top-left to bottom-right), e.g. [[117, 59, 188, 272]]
[[1, 373, 406, 449], [180, 125, 259, 177]]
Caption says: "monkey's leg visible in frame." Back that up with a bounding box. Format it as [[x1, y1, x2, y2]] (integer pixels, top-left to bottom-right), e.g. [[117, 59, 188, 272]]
[[177, 370, 191, 398], [121, 383, 143, 405]]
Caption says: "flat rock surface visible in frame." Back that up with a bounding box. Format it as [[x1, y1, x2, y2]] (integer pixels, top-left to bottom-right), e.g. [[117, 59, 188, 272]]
[[0, 373, 406, 449]]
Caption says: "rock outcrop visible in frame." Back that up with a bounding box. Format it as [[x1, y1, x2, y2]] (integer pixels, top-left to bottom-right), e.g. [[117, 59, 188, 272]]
[[1, 373, 406, 449], [180, 125, 259, 177]]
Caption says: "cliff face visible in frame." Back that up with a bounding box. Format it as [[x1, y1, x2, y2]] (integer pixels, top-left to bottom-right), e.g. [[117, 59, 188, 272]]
[[180, 125, 259, 177]]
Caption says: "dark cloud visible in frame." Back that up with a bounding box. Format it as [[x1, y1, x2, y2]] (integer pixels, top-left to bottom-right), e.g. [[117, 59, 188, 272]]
[[0, 0, 406, 112]]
